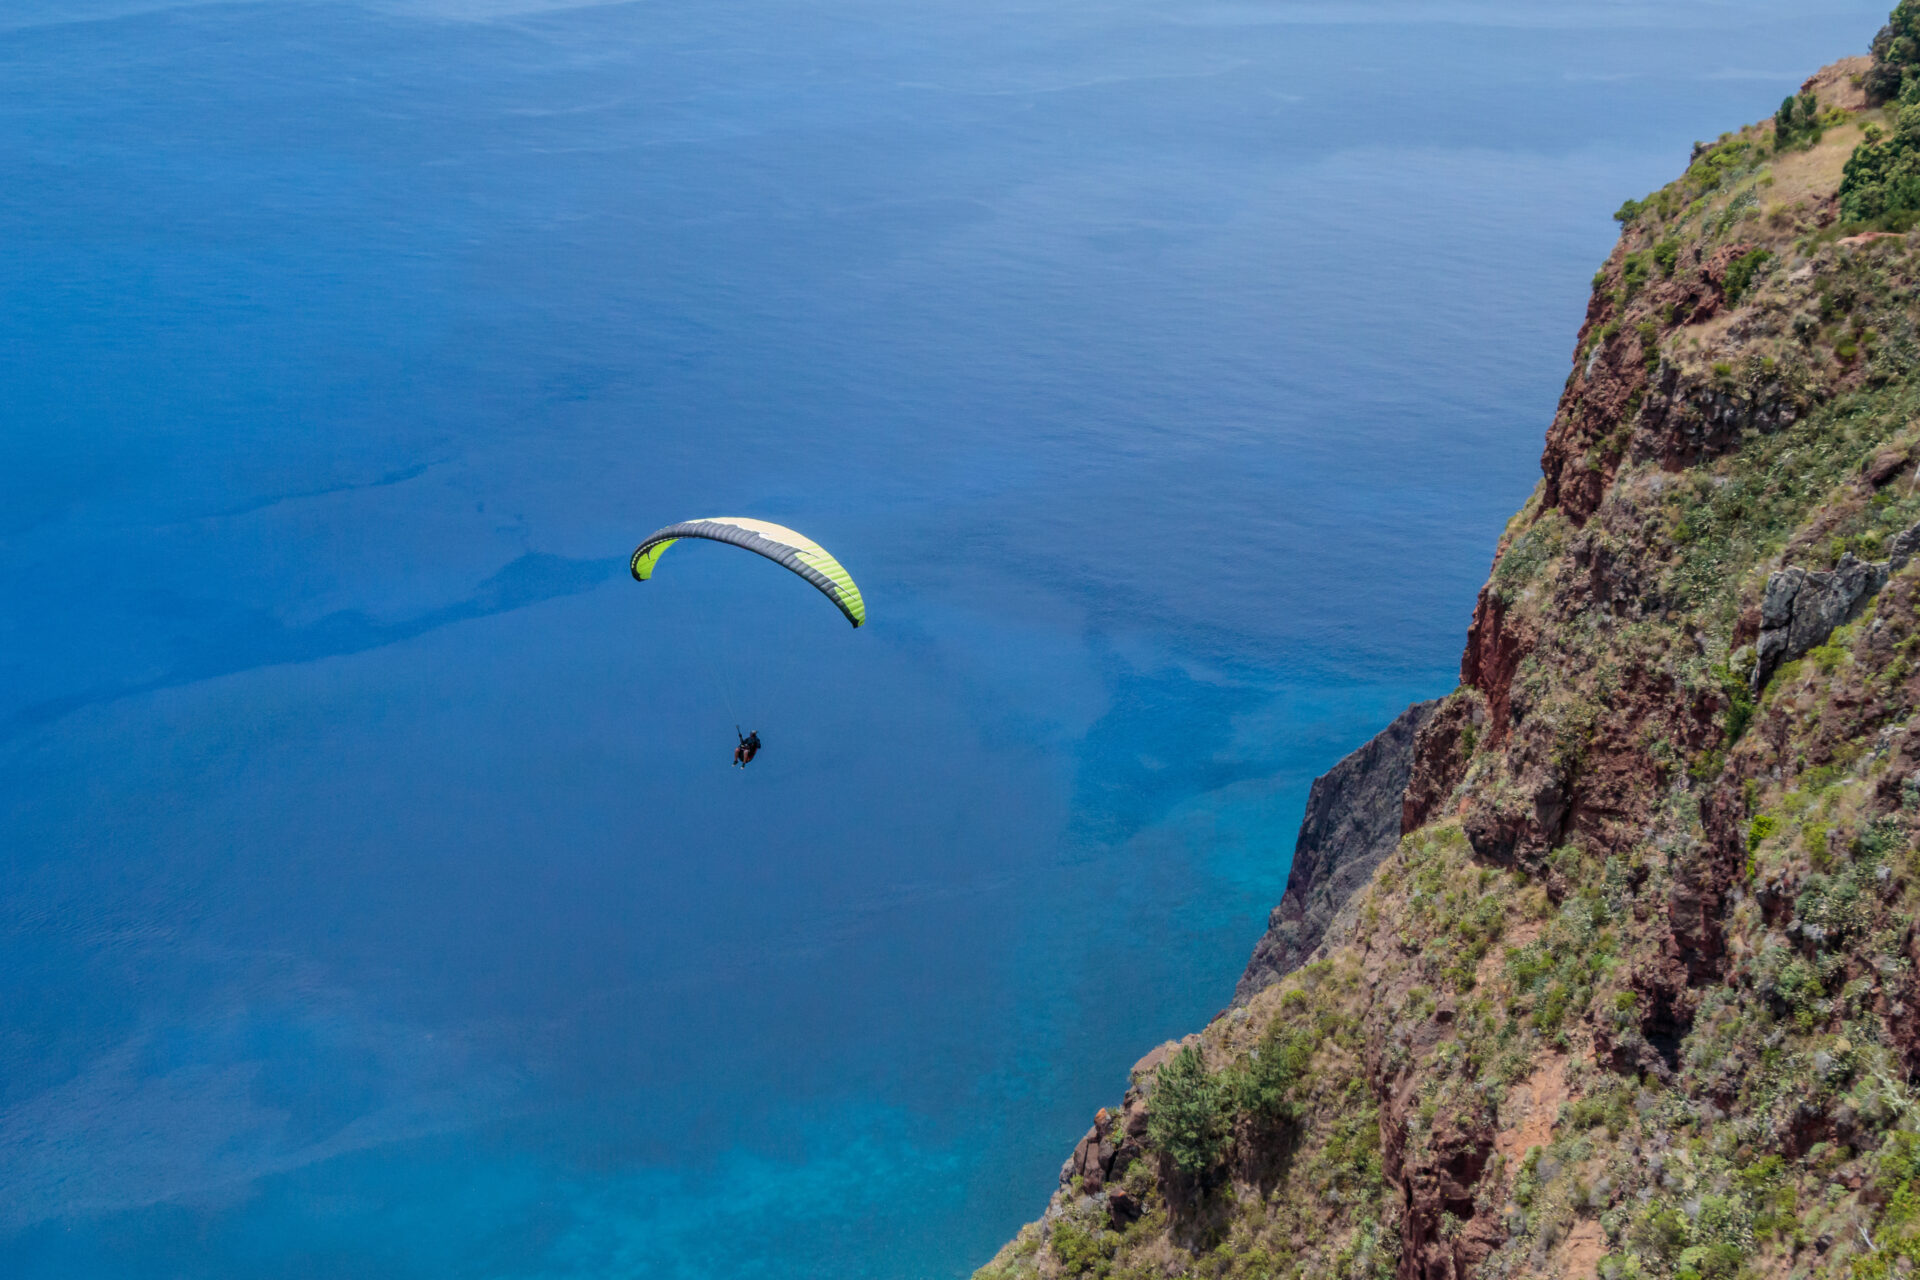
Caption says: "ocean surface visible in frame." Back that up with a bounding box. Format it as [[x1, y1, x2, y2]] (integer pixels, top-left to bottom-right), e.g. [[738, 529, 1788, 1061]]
[[0, 0, 1889, 1275]]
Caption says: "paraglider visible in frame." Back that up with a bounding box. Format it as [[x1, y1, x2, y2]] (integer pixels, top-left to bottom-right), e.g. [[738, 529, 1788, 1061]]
[[630, 517, 865, 628], [630, 518, 864, 766], [733, 728, 761, 768]]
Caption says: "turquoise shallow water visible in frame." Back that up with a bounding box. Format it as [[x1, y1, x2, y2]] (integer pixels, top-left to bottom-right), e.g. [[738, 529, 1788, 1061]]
[[0, 1, 1891, 1275]]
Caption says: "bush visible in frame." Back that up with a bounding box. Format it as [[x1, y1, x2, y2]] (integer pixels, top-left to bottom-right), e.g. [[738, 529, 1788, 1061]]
[[1856, 814, 1908, 863], [1868, 2, 1920, 105], [1716, 663, 1755, 742], [1674, 1241, 1743, 1280], [1566, 1086, 1631, 1138], [1637, 319, 1663, 373], [1877, 1130, 1920, 1190], [1841, 105, 1920, 225], [1795, 870, 1871, 946], [1735, 1154, 1786, 1193], [1688, 136, 1759, 196], [1050, 1220, 1116, 1277], [1537, 981, 1575, 1033], [1723, 248, 1773, 305], [1808, 639, 1848, 673], [1773, 955, 1826, 1027], [1775, 91, 1824, 152], [1632, 1205, 1692, 1265], [1319, 1091, 1383, 1197], [1802, 820, 1829, 864], [1623, 253, 1652, 302], [1146, 1045, 1228, 1176]]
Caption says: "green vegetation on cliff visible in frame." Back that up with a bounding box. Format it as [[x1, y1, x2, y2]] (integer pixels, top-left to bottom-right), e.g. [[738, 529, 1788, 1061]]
[[1866, 1, 1920, 105], [980, 12, 1920, 1280], [1840, 109, 1920, 226]]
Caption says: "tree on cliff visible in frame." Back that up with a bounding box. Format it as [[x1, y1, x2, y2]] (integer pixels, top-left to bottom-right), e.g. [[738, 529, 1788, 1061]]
[[1840, 107, 1920, 225], [1143, 1045, 1226, 1178], [1773, 91, 1823, 152], [1867, 0, 1920, 104]]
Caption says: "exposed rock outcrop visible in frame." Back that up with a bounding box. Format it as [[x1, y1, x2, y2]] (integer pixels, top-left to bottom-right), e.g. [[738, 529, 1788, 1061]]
[[1057, 1039, 1188, 1203], [1058, 1102, 1145, 1198], [1751, 522, 1920, 689], [1372, 1014, 1505, 1280], [1234, 699, 1441, 1004], [1402, 692, 1481, 833]]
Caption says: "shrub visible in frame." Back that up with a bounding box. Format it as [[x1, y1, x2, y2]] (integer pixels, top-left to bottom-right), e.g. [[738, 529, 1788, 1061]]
[[1050, 1219, 1116, 1277], [1318, 1085, 1383, 1197], [1537, 981, 1574, 1033], [1637, 319, 1663, 373], [1623, 253, 1652, 302], [1566, 1085, 1632, 1138], [1856, 814, 1908, 864], [1774, 956, 1826, 1027], [1868, 1, 1920, 105], [1795, 870, 1871, 946], [1632, 1204, 1692, 1265], [1146, 1045, 1228, 1176], [1735, 1154, 1786, 1194], [1653, 237, 1683, 275], [1802, 820, 1829, 863], [1841, 105, 1920, 226], [1599, 1254, 1648, 1280], [1674, 1242, 1743, 1280], [1723, 249, 1773, 305], [1877, 1130, 1920, 1191], [1715, 663, 1755, 742], [1774, 91, 1824, 152], [1686, 136, 1758, 196]]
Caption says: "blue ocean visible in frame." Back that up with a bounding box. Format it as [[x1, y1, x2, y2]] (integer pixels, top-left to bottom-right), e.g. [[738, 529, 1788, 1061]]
[[0, 1, 1887, 1275]]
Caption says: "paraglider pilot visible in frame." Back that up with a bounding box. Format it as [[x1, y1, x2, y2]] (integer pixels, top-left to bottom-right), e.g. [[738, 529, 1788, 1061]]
[[734, 728, 762, 768]]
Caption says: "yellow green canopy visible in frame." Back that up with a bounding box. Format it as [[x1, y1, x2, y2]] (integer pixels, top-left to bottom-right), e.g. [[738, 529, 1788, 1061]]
[[630, 517, 866, 628]]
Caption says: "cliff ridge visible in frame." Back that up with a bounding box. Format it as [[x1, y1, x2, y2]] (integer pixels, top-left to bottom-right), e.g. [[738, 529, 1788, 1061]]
[[979, 14, 1920, 1280]]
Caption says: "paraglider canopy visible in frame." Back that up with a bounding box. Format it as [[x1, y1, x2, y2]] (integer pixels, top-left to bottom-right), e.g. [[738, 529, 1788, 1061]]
[[630, 517, 866, 628]]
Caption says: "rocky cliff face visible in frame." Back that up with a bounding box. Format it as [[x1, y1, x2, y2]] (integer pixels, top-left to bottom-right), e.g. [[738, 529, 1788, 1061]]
[[979, 22, 1920, 1280], [1236, 700, 1441, 1006]]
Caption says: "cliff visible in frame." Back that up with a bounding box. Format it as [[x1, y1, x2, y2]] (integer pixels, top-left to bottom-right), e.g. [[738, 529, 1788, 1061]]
[[978, 12, 1920, 1280], [1236, 700, 1442, 1006]]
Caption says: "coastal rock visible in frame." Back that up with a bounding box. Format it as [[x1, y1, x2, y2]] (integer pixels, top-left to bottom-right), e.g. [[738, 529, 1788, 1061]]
[[1234, 699, 1441, 1004], [1057, 1093, 1153, 1195], [1059, 1107, 1120, 1192]]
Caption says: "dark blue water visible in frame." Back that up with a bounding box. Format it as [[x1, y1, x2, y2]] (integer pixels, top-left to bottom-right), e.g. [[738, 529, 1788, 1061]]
[[0, 1, 1886, 1275]]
